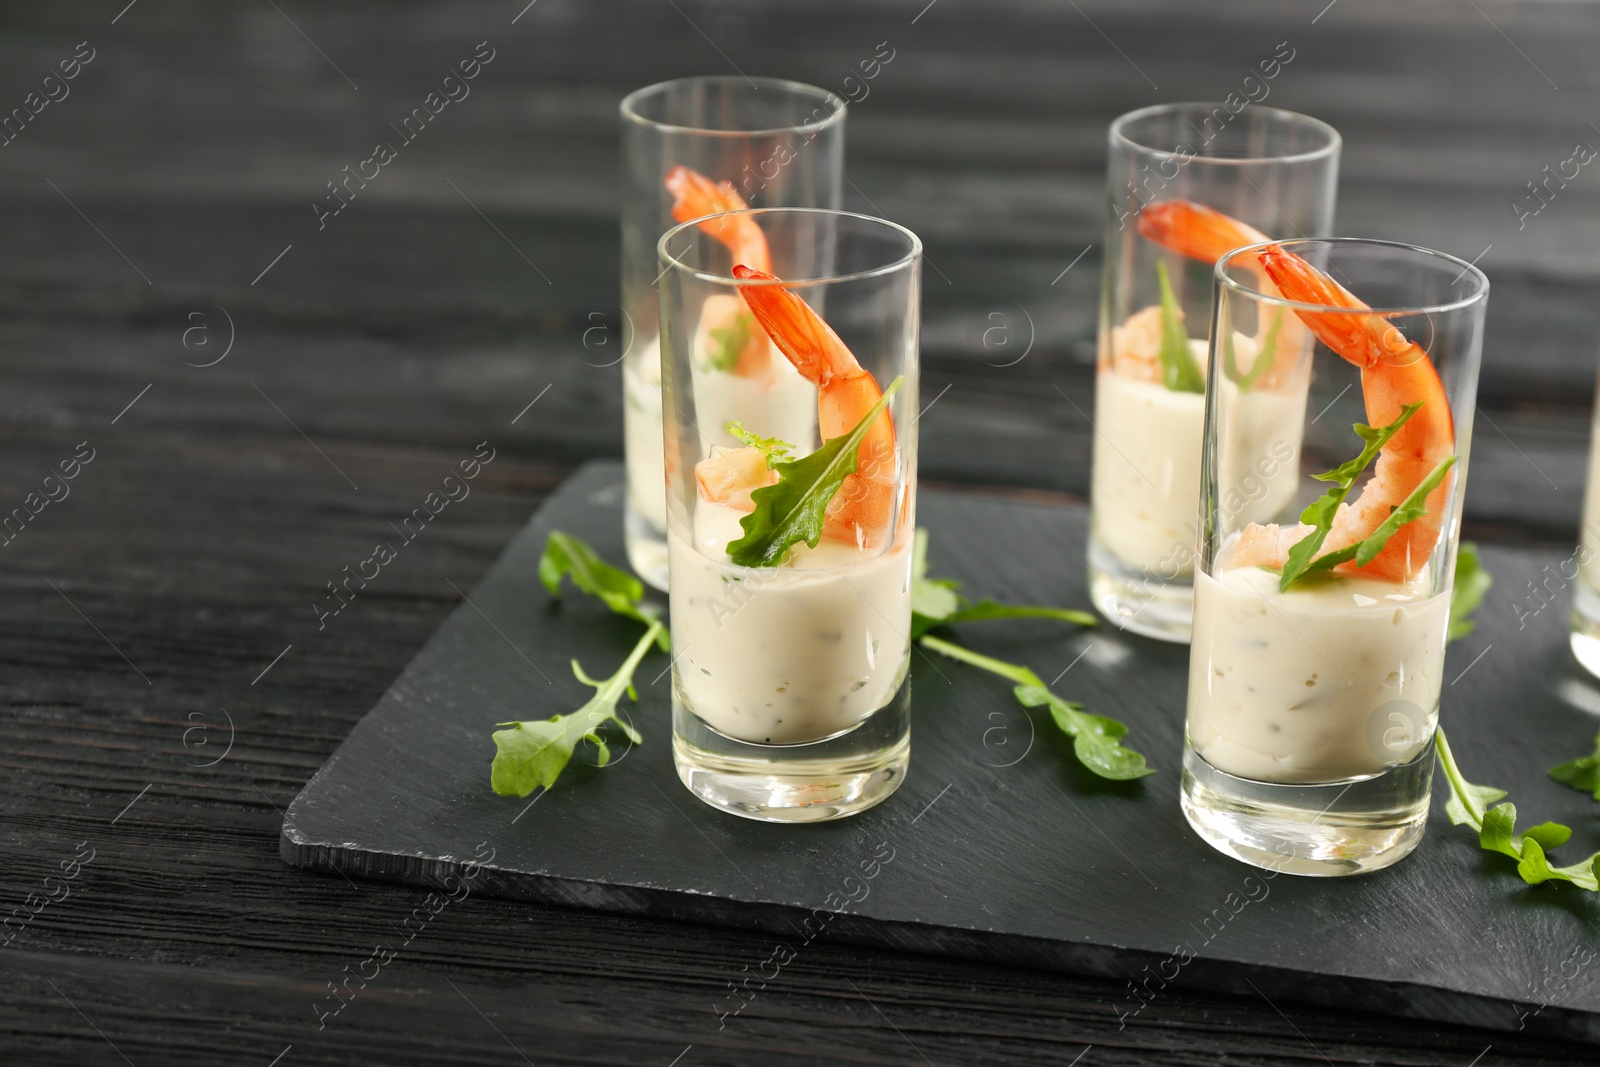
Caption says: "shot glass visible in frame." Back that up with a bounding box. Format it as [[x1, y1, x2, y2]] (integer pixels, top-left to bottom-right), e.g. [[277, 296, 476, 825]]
[[658, 208, 920, 822], [1183, 238, 1488, 876], [620, 77, 846, 590], [1571, 364, 1600, 678], [1089, 102, 1340, 642]]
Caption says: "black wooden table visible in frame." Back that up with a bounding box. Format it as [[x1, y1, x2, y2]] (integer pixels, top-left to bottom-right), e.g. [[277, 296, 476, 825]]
[[3, 2, 1598, 1064]]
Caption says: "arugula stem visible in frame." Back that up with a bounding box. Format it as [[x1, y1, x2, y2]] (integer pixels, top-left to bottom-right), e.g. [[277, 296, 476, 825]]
[[589, 619, 665, 704], [1434, 728, 1484, 826], [918, 634, 1039, 688]]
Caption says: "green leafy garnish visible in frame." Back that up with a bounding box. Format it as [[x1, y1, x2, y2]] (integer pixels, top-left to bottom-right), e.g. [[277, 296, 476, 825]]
[[1436, 729, 1599, 891], [540, 531, 667, 648], [1448, 542, 1492, 643], [726, 376, 903, 567], [921, 635, 1150, 780], [911, 528, 962, 627], [494, 533, 668, 795], [1156, 261, 1205, 394], [1550, 729, 1600, 801], [491, 620, 661, 796], [724, 421, 794, 468], [1297, 454, 1457, 576], [1278, 402, 1424, 591], [705, 312, 752, 372], [1222, 307, 1281, 391]]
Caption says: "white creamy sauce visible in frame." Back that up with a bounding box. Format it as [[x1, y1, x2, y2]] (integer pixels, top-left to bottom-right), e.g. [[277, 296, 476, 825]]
[[1091, 336, 1304, 574], [623, 336, 668, 531], [669, 501, 912, 745], [688, 351, 816, 461], [1187, 563, 1449, 783]]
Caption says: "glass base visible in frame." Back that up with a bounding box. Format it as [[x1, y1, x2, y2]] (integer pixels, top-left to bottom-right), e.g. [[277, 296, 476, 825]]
[[1571, 580, 1600, 681], [1180, 743, 1433, 877], [672, 686, 910, 824], [624, 502, 669, 592], [1087, 536, 1193, 644]]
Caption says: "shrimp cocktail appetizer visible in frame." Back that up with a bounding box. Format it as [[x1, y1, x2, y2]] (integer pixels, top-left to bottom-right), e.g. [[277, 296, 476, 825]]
[[1184, 237, 1489, 876], [1090, 103, 1339, 642], [620, 77, 845, 589], [657, 207, 921, 823]]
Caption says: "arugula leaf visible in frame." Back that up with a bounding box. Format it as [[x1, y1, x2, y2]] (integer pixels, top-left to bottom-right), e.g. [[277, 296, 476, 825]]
[[1156, 262, 1205, 394], [540, 531, 667, 649], [931, 601, 1099, 634], [919, 634, 1151, 780], [726, 376, 903, 567], [1221, 307, 1280, 391], [705, 312, 752, 372], [1550, 729, 1600, 801], [1518, 839, 1600, 891], [491, 619, 661, 796], [910, 529, 1098, 640], [1434, 729, 1600, 892], [1277, 402, 1423, 591], [911, 528, 962, 631], [724, 420, 794, 468], [1448, 542, 1492, 643], [1300, 454, 1457, 575]]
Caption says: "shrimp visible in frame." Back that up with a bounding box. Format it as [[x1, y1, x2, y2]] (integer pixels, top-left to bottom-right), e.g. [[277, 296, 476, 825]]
[[1224, 245, 1455, 584], [1137, 200, 1269, 265], [1133, 199, 1306, 389], [1109, 304, 1170, 383], [693, 264, 899, 550], [665, 166, 775, 379], [665, 165, 771, 273]]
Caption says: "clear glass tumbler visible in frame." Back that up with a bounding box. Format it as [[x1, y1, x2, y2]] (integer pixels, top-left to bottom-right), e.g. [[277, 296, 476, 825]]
[[620, 77, 846, 590], [1183, 238, 1488, 876], [1089, 102, 1340, 642], [1571, 364, 1600, 678], [658, 208, 920, 823]]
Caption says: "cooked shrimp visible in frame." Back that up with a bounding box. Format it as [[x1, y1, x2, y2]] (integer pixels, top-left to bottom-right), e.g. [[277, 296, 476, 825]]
[[695, 443, 777, 510], [666, 166, 776, 379], [1109, 304, 1168, 383], [1135, 199, 1306, 389], [1224, 245, 1455, 584], [1138, 200, 1268, 264], [693, 264, 899, 550], [665, 165, 771, 273]]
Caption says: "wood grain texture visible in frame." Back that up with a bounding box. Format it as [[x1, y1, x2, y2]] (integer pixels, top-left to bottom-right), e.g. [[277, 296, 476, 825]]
[[2, 0, 1599, 1063]]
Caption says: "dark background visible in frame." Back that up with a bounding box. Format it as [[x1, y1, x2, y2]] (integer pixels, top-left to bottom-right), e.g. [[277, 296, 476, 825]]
[[2, 1, 1598, 1064]]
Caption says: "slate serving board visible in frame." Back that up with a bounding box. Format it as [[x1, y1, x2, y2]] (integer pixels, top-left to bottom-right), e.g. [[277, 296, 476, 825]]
[[282, 460, 1600, 1043]]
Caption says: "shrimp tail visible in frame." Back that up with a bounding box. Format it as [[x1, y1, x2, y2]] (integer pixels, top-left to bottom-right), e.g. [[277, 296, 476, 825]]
[[665, 166, 771, 273], [1138, 200, 1270, 264]]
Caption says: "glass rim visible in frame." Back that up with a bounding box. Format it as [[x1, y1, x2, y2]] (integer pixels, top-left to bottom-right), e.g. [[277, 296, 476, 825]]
[[619, 76, 847, 137], [657, 207, 923, 289], [1215, 237, 1491, 316], [1109, 101, 1341, 167]]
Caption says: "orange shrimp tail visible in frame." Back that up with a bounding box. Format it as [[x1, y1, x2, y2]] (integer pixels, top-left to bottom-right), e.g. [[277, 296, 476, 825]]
[[666, 164, 747, 221], [665, 165, 770, 273], [1258, 246, 1406, 368], [1137, 200, 1270, 264]]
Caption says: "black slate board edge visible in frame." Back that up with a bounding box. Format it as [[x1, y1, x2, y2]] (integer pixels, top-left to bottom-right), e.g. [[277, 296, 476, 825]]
[[280, 461, 1600, 1048], [280, 832, 1586, 1044]]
